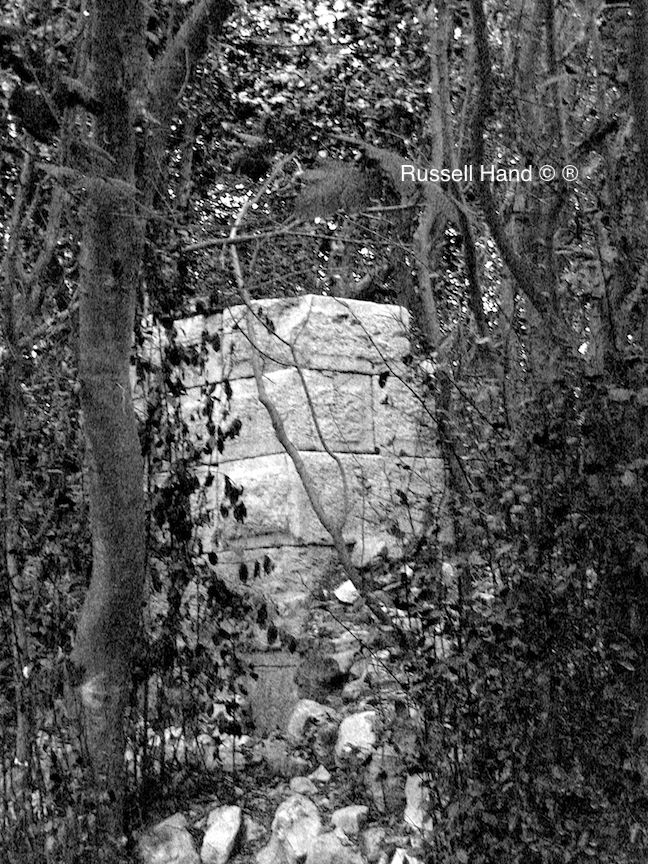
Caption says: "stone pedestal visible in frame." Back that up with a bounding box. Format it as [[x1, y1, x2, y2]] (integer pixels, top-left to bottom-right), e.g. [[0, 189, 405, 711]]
[[139, 296, 445, 730]]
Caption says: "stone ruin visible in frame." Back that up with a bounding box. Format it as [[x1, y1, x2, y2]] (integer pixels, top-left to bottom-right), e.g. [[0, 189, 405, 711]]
[[137, 294, 446, 727]]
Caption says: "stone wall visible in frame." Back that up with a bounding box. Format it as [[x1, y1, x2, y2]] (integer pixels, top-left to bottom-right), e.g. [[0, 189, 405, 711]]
[[141, 295, 445, 640]]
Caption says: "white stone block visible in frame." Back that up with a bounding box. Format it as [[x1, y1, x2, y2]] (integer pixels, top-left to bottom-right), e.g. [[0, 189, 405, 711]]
[[287, 452, 446, 546], [198, 452, 445, 549], [201, 805, 242, 864], [179, 369, 374, 461], [173, 295, 411, 384], [208, 455, 294, 542], [373, 373, 438, 459]]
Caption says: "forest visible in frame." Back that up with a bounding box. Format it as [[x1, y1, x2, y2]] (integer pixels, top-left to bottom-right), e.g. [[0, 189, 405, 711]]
[[2, 0, 648, 862]]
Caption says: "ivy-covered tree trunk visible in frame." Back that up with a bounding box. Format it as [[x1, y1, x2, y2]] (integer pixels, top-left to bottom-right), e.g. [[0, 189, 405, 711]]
[[70, 0, 146, 841], [68, 0, 233, 843]]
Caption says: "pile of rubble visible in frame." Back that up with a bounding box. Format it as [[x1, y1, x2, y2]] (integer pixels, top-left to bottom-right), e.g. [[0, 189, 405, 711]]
[[137, 564, 439, 864]]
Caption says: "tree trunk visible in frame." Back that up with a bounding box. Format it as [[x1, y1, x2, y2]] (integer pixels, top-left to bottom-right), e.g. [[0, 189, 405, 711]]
[[68, 0, 233, 844], [70, 0, 146, 842]]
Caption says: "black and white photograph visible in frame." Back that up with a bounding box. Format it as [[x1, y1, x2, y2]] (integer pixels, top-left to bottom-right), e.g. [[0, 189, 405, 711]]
[[1, 1, 647, 861]]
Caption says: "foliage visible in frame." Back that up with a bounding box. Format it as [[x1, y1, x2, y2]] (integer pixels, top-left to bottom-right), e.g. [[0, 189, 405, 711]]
[[386, 356, 648, 862]]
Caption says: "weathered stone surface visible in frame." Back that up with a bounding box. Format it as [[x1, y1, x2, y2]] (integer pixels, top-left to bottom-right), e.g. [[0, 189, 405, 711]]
[[201, 805, 242, 864], [180, 370, 374, 462], [305, 831, 363, 864], [287, 699, 337, 744], [257, 795, 322, 864], [245, 652, 301, 735], [335, 712, 377, 762], [138, 812, 199, 864], [171, 297, 410, 384], [221, 296, 411, 379], [205, 453, 444, 548], [206, 455, 294, 543], [291, 453, 446, 546], [373, 374, 437, 459], [331, 805, 369, 837]]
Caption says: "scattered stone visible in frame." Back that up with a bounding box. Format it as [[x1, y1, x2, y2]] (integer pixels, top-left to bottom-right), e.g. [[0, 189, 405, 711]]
[[362, 826, 386, 863], [309, 765, 332, 784], [350, 653, 391, 686], [313, 721, 340, 766], [331, 805, 368, 837], [331, 649, 357, 675], [262, 738, 291, 778], [287, 699, 337, 744], [334, 580, 361, 605], [289, 755, 312, 777], [138, 812, 199, 864], [290, 776, 318, 795], [331, 631, 370, 653], [305, 831, 363, 864], [201, 805, 242, 864], [403, 774, 433, 833], [195, 732, 219, 771], [256, 794, 322, 864], [244, 815, 266, 843], [335, 711, 377, 762], [365, 745, 406, 815], [341, 679, 369, 702], [219, 735, 250, 771], [161, 726, 188, 766], [351, 537, 389, 569], [390, 849, 422, 864]]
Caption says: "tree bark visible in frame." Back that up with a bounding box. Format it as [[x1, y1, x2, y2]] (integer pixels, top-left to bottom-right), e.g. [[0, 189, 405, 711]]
[[630, 0, 648, 196], [68, 0, 233, 844], [70, 0, 147, 843]]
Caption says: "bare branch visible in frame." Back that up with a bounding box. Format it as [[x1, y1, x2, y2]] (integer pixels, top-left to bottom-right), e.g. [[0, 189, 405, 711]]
[[143, 0, 232, 198], [26, 187, 65, 315], [469, 0, 569, 345], [183, 221, 301, 253]]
